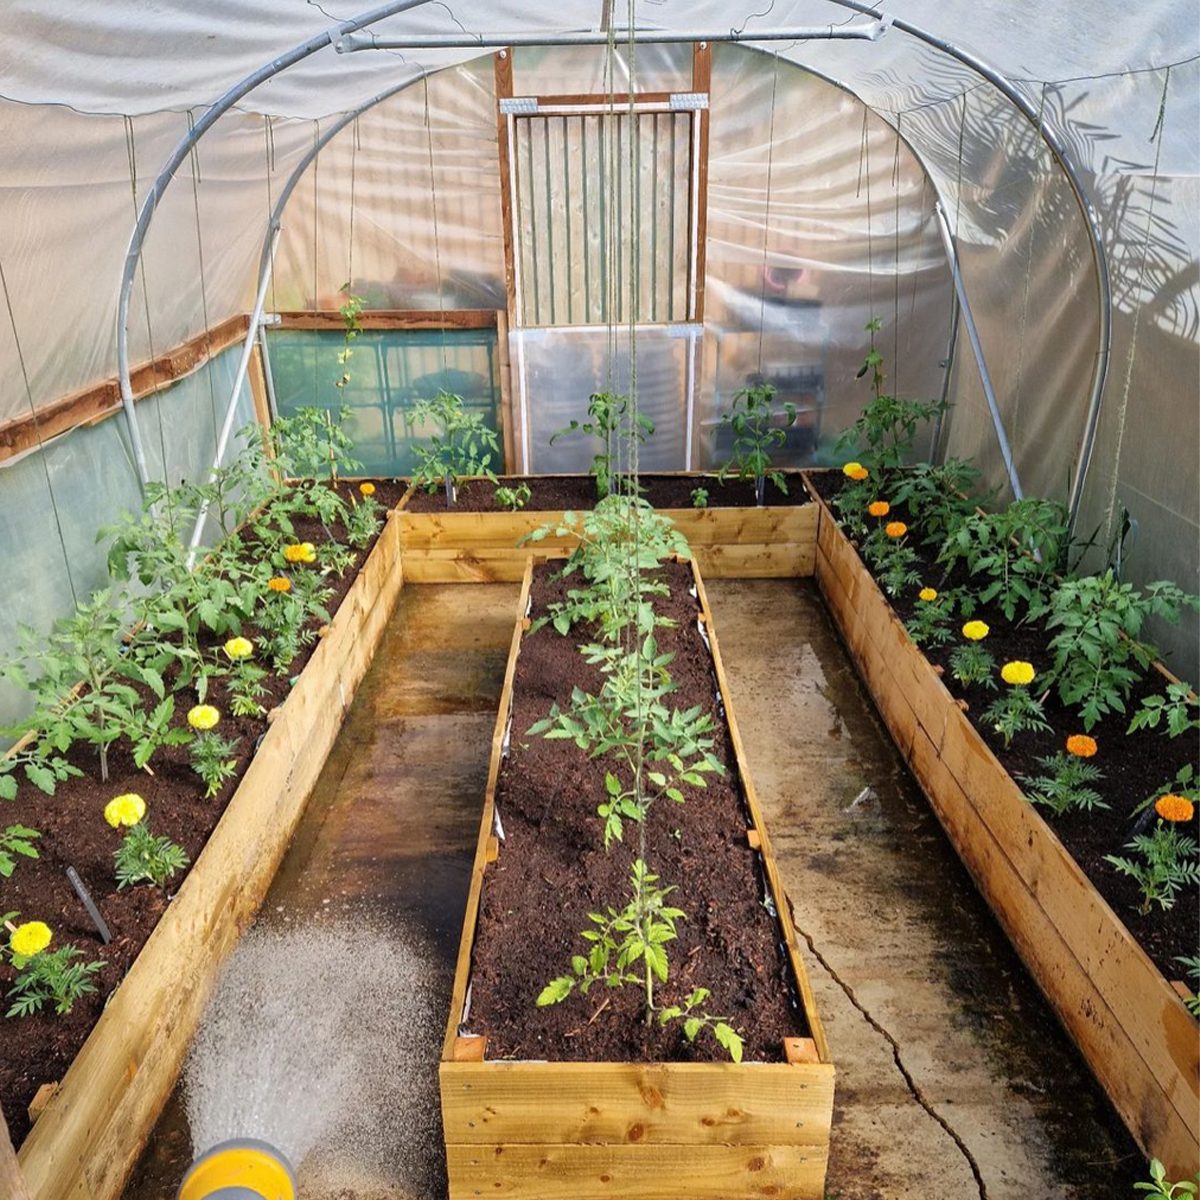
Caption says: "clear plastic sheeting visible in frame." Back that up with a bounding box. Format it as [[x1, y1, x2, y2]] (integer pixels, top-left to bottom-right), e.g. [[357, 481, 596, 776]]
[[271, 59, 505, 313], [701, 47, 953, 468], [0, 347, 257, 735], [513, 325, 698, 473], [268, 327, 502, 476]]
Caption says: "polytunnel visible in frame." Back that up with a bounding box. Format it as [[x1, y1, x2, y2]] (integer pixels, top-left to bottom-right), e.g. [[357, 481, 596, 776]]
[[0, 3, 1197, 1198]]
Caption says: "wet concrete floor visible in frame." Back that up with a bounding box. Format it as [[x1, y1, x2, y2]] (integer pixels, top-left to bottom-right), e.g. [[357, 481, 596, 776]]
[[124, 578, 1143, 1198]]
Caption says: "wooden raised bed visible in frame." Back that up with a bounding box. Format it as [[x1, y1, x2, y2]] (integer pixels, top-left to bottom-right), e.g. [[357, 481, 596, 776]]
[[439, 556, 835, 1200], [15, 511, 405, 1200], [397, 474, 817, 583], [803, 474, 1199, 1176]]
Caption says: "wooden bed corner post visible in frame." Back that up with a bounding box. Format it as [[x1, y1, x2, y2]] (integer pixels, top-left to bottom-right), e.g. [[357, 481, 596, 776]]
[[493, 48, 520, 475]]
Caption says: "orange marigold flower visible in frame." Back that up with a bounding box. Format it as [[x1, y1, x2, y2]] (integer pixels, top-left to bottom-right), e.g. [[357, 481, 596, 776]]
[[268, 576, 292, 593], [868, 500, 890, 518], [842, 462, 869, 481], [1155, 794, 1195, 823], [885, 521, 907, 539], [1065, 734, 1097, 758]]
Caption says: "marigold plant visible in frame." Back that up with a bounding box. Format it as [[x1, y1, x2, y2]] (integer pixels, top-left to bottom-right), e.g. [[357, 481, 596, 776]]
[[962, 620, 989, 641], [104, 792, 146, 828], [918, 587, 938, 602], [1155, 794, 1195, 824], [223, 636, 253, 660], [885, 521, 907, 539], [267, 576, 292, 593], [283, 541, 317, 564], [1000, 661, 1036, 687], [1066, 734, 1098, 758], [187, 704, 220, 731], [10, 920, 52, 959], [868, 500, 890, 517], [842, 461, 869, 481], [359, 481, 376, 497]]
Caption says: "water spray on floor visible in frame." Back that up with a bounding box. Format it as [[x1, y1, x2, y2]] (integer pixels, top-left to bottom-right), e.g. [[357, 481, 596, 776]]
[[177, 919, 444, 1200]]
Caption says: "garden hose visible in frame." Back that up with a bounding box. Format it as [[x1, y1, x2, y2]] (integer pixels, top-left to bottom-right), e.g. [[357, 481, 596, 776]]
[[177, 1139, 296, 1200]]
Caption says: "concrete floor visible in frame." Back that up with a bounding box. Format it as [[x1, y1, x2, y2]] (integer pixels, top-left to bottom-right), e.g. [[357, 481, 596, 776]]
[[124, 579, 1143, 1198]]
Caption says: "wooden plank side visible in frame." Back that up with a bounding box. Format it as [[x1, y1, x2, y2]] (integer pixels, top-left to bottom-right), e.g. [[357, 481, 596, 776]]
[[440, 558, 534, 1060], [908, 725, 1199, 1177], [440, 1060, 833, 1147], [18, 515, 405, 1200], [445, 1141, 827, 1200], [692, 542, 813, 579]]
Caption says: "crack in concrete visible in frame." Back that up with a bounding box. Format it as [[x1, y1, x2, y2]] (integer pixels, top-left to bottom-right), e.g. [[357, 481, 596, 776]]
[[793, 918, 990, 1200]]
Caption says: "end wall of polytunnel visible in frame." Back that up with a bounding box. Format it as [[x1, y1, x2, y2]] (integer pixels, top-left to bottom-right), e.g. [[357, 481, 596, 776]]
[[269, 43, 955, 475]]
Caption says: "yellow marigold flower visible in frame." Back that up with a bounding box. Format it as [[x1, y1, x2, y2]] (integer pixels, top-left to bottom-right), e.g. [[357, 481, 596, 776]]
[[223, 637, 253, 661], [283, 542, 317, 564], [962, 620, 989, 641], [1066, 734, 1097, 758], [868, 500, 890, 518], [359, 482, 376, 497], [918, 587, 938, 602], [885, 521, 908, 539], [187, 704, 221, 731], [1000, 660, 1036, 687], [842, 461, 869, 481], [1155, 794, 1195, 823], [10, 921, 52, 959], [104, 792, 146, 829], [267, 576, 292, 593]]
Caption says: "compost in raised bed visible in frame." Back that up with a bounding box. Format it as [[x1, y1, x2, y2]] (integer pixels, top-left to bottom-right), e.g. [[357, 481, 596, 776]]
[[464, 559, 808, 1063]]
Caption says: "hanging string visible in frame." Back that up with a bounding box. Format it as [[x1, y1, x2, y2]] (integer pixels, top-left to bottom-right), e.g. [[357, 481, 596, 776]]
[[125, 116, 173, 526], [856, 107, 875, 316], [1010, 82, 1050, 446], [310, 121, 320, 407], [0, 249, 79, 607], [264, 115, 278, 313], [347, 115, 360, 290], [891, 113, 903, 388], [1103, 65, 1171, 554], [186, 109, 222, 446], [756, 57, 780, 376], [603, 14, 620, 472], [423, 76, 449, 373]]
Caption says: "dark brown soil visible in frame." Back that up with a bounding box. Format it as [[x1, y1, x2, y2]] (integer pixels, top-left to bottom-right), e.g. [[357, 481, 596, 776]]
[[405, 473, 807, 513], [807, 470, 1200, 982], [466, 561, 807, 1063], [0, 479, 405, 1145]]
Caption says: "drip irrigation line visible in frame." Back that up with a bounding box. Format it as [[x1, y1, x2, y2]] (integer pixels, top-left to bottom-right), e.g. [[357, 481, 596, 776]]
[[791, 915, 990, 1200], [0, 248, 79, 609]]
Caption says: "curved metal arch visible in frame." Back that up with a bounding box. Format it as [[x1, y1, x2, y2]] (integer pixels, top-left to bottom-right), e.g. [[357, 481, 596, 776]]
[[115, 0, 438, 492], [813, 0, 1112, 527]]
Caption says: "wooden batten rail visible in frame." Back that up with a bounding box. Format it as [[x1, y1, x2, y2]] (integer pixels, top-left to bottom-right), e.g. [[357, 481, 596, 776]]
[[0, 314, 250, 464], [273, 309, 499, 331]]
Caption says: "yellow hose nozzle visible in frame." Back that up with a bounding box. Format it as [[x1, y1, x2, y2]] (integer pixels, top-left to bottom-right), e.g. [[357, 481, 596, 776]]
[[178, 1139, 296, 1200]]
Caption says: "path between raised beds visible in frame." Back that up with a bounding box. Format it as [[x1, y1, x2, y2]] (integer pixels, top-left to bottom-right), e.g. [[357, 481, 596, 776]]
[[705, 578, 1143, 1200], [122, 579, 1142, 1199]]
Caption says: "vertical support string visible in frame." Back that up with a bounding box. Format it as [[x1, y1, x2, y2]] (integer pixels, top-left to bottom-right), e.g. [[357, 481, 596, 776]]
[[0, 250, 78, 607], [1103, 65, 1171, 554], [424, 75, 448, 374], [187, 108, 222, 446], [757, 57, 780, 376], [892, 113, 902, 390]]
